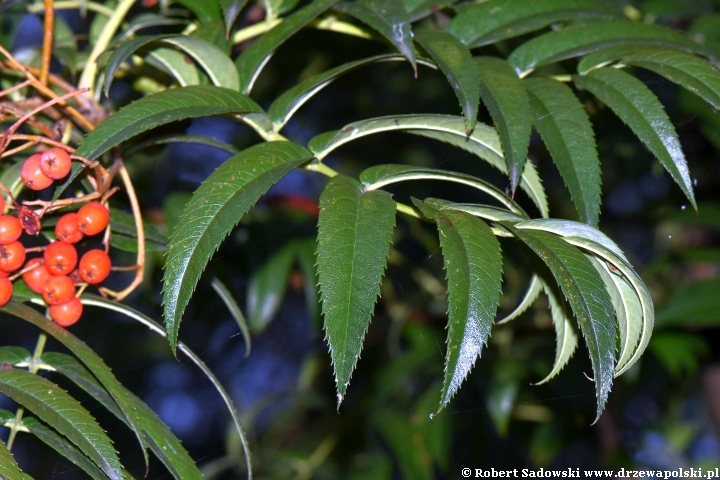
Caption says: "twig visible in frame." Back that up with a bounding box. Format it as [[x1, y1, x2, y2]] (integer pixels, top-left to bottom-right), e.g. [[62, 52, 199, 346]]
[[40, 0, 55, 86], [0, 80, 31, 99]]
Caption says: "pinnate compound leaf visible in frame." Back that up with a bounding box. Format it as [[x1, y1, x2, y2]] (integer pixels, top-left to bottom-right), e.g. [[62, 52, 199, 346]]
[[317, 175, 396, 404], [220, 0, 249, 37], [76, 86, 261, 160], [163, 142, 313, 351], [0, 438, 22, 480], [414, 201, 502, 412], [504, 225, 616, 422], [475, 56, 531, 194], [235, 0, 338, 93], [22, 417, 108, 480], [508, 21, 708, 76], [334, 0, 416, 71], [524, 78, 600, 225], [415, 30, 479, 133], [535, 279, 578, 384], [447, 0, 618, 48], [0, 301, 202, 480], [0, 370, 123, 480], [573, 67, 697, 210]]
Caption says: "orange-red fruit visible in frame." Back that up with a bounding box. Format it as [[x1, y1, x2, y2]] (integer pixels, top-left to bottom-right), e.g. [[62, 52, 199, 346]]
[[0, 277, 12, 306], [50, 297, 82, 326], [21, 154, 54, 191], [55, 213, 84, 244], [0, 241, 26, 273], [79, 249, 111, 284], [0, 215, 22, 244], [77, 202, 110, 236], [44, 241, 77, 276], [42, 275, 75, 305], [39, 148, 72, 179], [22, 258, 51, 294]]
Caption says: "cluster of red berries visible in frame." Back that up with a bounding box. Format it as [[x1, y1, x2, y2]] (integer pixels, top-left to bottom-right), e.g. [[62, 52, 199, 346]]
[[0, 147, 113, 327]]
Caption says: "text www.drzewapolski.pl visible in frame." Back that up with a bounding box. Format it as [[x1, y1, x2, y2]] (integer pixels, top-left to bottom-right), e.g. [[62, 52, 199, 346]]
[[461, 468, 719, 478]]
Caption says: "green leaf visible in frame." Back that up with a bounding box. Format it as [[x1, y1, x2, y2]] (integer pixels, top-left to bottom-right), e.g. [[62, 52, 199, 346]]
[[656, 278, 720, 328], [504, 226, 616, 422], [211, 278, 252, 356], [163, 141, 313, 351], [317, 175, 396, 405], [22, 417, 108, 480], [122, 13, 190, 39], [0, 370, 123, 480], [0, 301, 202, 480], [524, 78, 600, 226], [126, 133, 240, 156], [75, 86, 260, 161], [0, 346, 31, 366], [110, 208, 167, 246], [145, 47, 201, 87], [309, 114, 548, 217], [174, 0, 221, 22], [235, 0, 338, 93], [649, 332, 709, 377], [487, 360, 520, 436], [475, 56, 531, 194], [247, 242, 296, 332], [535, 279, 578, 384], [439, 204, 526, 224], [508, 20, 708, 77], [414, 201, 502, 413], [295, 238, 321, 326], [220, 0, 249, 36], [497, 274, 543, 325], [334, 0, 416, 72], [191, 19, 231, 54], [415, 30, 479, 133], [576, 45, 641, 74], [0, 437, 22, 480], [447, 0, 618, 48], [361, 164, 526, 215], [159, 36, 240, 89], [573, 67, 696, 210]]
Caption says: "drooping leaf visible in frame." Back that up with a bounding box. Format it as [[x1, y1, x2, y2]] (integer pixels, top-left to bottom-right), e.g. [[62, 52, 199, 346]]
[[22, 417, 108, 480], [159, 36, 240, 89], [0, 437, 22, 480], [535, 279, 578, 384], [475, 56, 531, 194], [574, 67, 697, 210], [317, 175, 396, 405], [498, 274, 543, 324], [413, 200, 502, 413], [220, 0, 249, 36], [247, 242, 296, 331], [174, 0, 222, 21], [524, 77, 600, 226], [163, 141, 313, 351], [0, 370, 123, 480], [211, 278, 252, 356], [145, 46, 201, 87], [516, 218, 627, 261], [75, 86, 261, 161], [235, 0, 338, 93], [447, 0, 618, 48], [508, 20, 708, 76], [415, 30, 479, 133], [334, 0, 416, 71], [504, 225, 616, 422]]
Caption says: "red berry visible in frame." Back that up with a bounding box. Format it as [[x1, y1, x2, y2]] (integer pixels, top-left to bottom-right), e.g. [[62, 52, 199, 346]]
[[55, 213, 84, 244], [42, 275, 76, 305], [43, 241, 77, 276], [0, 241, 26, 273], [22, 258, 51, 294], [79, 249, 111, 284], [21, 154, 54, 191], [39, 148, 72, 180], [50, 297, 83, 326], [77, 202, 110, 236], [0, 215, 22, 244], [0, 277, 12, 306]]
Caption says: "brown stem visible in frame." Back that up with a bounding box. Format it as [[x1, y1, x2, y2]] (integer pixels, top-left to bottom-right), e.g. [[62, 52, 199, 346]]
[[40, 0, 54, 86], [24, 191, 101, 216], [0, 141, 36, 159], [0, 103, 57, 138]]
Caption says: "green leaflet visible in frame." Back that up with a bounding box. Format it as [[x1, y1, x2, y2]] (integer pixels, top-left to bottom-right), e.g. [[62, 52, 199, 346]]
[[649, 332, 709, 378], [576, 45, 643, 74], [508, 20, 708, 76], [121, 14, 190, 40], [414, 200, 502, 413], [475, 56, 532, 195], [505, 225, 616, 422], [534, 279, 578, 385], [235, 0, 338, 93], [446, 0, 618, 48], [0, 370, 123, 480], [295, 238, 321, 326], [247, 241, 296, 332], [525, 78, 600, 226], [211, 278, 252, 356], [317, 175, 396, 405], [220, 0, 249, 36], [0, 437, 22, 480], [22, 417, 108, 480], [334, 0, 416, 72], [174, 0, 221, 22], [573, 67, 697, 211], [498, 274, 543, 325], [0, 301, 203, 480], [655, 278, 720, 328], [415, 30, 479, 133], [126, 133, 240, 156], [487, 360, 520, 437], [361, 164, 527, 215], [191, 19, 231, 54], [145, 47, 201, 87], [0, 346, 31, 366], [163, 141, 312, 351], [516, 218, 627, 261], [439, 204, 526, 224]]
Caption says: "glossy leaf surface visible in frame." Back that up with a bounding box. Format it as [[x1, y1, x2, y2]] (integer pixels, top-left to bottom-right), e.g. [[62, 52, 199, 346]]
[[0, 438, 22, 480]]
